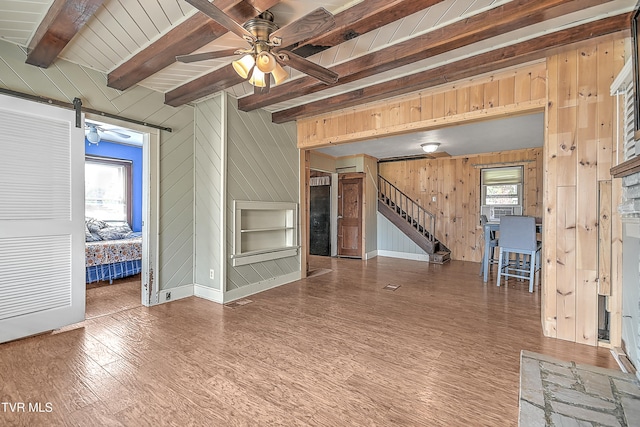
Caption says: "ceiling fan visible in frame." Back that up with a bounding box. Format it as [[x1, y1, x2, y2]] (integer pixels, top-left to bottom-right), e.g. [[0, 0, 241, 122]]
[[176, 0, 339, 93], [85, 122, 131, 145]]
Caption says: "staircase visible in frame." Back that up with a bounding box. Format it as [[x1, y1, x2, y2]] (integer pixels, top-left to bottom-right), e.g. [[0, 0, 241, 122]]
[[378, 175, 450, 263]]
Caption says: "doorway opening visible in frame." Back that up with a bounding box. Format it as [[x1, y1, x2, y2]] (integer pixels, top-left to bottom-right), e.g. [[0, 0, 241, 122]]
[[83, 119, 150, 318]]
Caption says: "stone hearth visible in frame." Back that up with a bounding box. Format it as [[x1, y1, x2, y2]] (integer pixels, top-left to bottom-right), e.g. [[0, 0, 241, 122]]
[[519, 351, 640, 426]]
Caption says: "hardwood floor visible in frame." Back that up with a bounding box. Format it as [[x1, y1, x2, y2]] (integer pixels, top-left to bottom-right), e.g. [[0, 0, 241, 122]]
[[86, 275, 141, 319], [0, 257, 617, 426]]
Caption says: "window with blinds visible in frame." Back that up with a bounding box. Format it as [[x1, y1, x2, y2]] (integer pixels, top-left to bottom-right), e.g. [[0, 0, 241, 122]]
[[481, 166, 523, 206]]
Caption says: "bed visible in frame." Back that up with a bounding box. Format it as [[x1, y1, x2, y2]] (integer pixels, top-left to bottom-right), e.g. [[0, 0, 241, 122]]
[[85, 218, 142, 284]]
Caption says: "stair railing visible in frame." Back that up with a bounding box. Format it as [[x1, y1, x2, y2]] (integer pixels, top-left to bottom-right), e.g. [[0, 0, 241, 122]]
[[378, 175, 436, 242]]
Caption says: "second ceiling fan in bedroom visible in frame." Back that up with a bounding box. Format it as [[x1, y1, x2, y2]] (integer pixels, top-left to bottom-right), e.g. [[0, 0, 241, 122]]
[[177, 0, 339, 93]]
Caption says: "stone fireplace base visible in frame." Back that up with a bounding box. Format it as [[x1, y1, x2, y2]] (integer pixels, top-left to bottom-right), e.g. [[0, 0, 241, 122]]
[[519, 351, 640, 426]]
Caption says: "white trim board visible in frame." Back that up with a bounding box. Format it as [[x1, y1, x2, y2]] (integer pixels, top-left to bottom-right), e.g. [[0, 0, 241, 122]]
[[158, 284, 194, 304], [364, 250, 378, 260], [377, 250, 430, 262], [224, 271, 301, 303], [194, 284, 223, 304]]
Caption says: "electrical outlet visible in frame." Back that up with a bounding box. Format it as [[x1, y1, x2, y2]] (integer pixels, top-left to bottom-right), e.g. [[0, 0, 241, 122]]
[[165, 292, 171, 301], [210, 269, 215, 280], [432, 196, 436, 202]]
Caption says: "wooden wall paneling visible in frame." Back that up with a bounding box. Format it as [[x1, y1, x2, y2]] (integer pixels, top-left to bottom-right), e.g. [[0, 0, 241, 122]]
[[483, 80, 500, 109], [499, 76, 515, 106], [576, 268, 599, 345], [421, 93, 434, 120], [469, 83, 484, 111], [598, 181, 612, 296], [514, 69, 532, 104], [379, 148, 542, 262], [399, 95, 422, 125], [596, 38, 615, 180], [432, 92, 446, 119], [463, 158, 477, 260], [556, 186, 577, 342], [608, 39, 625, 346], [444, 90, 457, 116], [531, 68, 547, 102], [456, 87, 470, 115], [525, 154, 538, 216], [544, 53, 559, 338], [575, 43, 599, 346], [382, 101, 400, 128], [556, 50, 578, 187]]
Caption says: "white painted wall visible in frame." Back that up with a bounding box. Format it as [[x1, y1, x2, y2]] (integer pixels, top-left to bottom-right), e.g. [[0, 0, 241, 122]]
[[194, 95, 224, 293], [225, 96, 300, 298], [377, 212, 429, 261]]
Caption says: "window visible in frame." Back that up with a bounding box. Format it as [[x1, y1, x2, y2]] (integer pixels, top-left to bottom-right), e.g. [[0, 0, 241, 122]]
[[85, 156, 132, 224], [481, 166, 523, 206]]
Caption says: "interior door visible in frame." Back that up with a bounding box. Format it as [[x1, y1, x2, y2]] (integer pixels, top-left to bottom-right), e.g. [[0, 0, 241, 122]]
[[337, 173, 364, 258], [310, 185, 331, 256], [0, 94, 85, 343]]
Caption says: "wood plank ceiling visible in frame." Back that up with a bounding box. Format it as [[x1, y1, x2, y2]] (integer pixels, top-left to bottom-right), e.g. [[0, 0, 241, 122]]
[[0, 0, 636, 123]]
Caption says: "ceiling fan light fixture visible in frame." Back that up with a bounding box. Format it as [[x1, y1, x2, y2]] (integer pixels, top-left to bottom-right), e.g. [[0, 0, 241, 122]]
[[87, 125, 100, 145], [271, 63, 289, 85], [256, 51, 277, 73], [232, 54, 255, 79], [249, 67, 267, 87], [421, 142, 440, 153]]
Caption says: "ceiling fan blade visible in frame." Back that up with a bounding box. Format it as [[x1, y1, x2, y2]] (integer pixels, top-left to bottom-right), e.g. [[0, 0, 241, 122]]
[[185, 0, 255, 42], [176, 49, 242, 63], [270, 8, 335, 48], [276, 50, 338, 85], [97, 127, 131, 138], [105, 130, 131, 139]]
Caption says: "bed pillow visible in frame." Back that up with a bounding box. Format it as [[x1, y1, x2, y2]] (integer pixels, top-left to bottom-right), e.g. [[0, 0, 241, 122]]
[[85, 224, 102, 242], [86, 217, 109, 233], [97, 224, 133, 241]]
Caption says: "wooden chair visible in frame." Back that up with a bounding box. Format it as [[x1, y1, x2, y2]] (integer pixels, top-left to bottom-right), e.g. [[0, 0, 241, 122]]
[[496, 216, 541, 292]]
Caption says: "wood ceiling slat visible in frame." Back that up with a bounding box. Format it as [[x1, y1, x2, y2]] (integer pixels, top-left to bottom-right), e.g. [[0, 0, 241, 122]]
[[124, 0, 163, 40], [237, 0, 615, 112], [107, 0, 281, 91], [271, 13, 630, 123], [25, 0, 105, 68], [102, 1, 149, 48]]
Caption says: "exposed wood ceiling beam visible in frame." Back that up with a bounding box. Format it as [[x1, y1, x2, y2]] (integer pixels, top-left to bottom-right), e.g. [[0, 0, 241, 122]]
[[287, 0, 444, 56], [26, 0, 105, 68], [238, 0, 614, 112], [165, 0, 444, 106], [165, 64, 245, 107], [107, 0, 280, 91], [272, 13, 630, 123]]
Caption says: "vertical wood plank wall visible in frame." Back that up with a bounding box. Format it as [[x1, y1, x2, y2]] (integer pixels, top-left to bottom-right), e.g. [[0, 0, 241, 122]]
[[544, 35, 626, 344], [298, 63, 547, 149], [379, 149, 543, 263], [297, 33, 627, 346]]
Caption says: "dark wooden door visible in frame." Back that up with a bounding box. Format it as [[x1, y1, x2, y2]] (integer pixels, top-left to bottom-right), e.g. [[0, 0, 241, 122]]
[[310, 185, 331, 256], [337, 174, 363, 258]]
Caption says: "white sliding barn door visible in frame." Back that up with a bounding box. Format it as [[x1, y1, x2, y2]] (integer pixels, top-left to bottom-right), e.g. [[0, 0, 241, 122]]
[[0, 94, 85, 343]]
